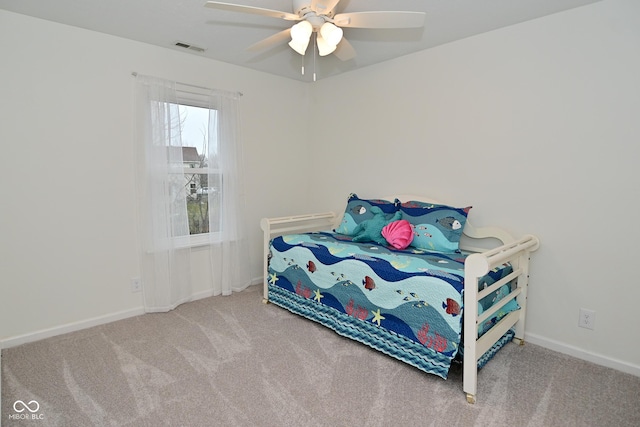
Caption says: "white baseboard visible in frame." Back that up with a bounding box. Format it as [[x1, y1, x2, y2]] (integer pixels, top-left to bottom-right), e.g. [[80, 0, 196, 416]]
[[526, 332, 640, 377], [0, 307, 145, 350], [0, 280, 264, 351]]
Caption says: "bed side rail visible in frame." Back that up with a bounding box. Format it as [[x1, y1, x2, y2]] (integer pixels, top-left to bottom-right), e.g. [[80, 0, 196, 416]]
[[260, 212, 338, 301], [462, 233, 539, 403], [464, 234, 539, 277], [260, 212, 337, 238]]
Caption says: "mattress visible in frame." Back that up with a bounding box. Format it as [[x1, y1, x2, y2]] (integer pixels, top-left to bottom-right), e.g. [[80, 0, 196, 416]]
[[267, 232, 515, 378]]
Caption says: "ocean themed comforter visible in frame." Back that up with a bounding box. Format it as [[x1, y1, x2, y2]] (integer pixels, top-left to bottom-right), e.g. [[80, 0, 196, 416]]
[[267, 232, 515, 379]]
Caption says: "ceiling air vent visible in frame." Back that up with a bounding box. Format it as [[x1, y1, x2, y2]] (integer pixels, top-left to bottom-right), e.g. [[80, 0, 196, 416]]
[[174, 42, 206, 53]]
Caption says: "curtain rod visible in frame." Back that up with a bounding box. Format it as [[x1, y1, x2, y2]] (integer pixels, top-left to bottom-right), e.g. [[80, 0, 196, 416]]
[[131, 72, 243, 97]]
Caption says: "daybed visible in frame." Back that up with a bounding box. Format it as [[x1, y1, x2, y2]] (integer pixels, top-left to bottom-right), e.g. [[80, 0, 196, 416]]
[[260, 194, 539, 403]]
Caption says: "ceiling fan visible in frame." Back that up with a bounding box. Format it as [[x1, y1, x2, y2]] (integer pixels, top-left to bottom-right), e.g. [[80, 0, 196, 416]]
[[204, 0, 426, 61]]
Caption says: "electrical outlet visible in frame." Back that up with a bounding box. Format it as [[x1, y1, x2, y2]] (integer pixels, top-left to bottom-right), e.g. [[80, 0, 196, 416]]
[[578, 308, 595, 330], [131, 277, 142, 293]]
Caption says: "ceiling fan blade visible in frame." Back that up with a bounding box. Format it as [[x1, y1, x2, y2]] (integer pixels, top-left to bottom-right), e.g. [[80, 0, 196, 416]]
[[310, 0, 341, 15], [333, 37, 356, 61], [204, 1, 300, 21], [333, 11, 426, 29], [247, 28, 292, 53]]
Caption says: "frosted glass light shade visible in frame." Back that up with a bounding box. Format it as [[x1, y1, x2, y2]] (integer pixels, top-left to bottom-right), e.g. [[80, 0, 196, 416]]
[[319, 22, 343, 46], [289, 20, 313, 54], [317, 34, 336, 56], [289, 38, 310, 55]]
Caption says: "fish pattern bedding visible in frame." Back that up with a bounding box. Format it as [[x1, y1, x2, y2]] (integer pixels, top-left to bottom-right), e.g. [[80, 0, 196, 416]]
[[267, 231, 517, 379]]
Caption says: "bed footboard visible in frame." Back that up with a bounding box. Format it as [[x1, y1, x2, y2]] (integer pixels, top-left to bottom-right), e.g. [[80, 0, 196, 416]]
[[462, 234, 540, 403], [260, 212, 338, 301]]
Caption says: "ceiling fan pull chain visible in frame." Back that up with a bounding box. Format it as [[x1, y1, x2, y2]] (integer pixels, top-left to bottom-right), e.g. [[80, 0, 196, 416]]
[[301, 53, 305, 76], [313, 36, 317, 82]]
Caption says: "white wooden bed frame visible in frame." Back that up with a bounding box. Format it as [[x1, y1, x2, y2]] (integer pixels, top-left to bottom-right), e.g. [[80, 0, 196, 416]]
[[260, 195, 539, 403]]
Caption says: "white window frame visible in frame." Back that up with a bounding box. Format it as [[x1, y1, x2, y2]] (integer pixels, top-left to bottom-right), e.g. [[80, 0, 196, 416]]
[[170, 90, 222, 248]]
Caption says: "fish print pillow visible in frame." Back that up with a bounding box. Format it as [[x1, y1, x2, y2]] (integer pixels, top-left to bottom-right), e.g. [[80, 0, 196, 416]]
[[399, 200, 471, 253], [335, 193, 400, 236]]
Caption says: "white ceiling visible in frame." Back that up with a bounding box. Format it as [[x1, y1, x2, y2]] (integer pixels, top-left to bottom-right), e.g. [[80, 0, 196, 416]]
[[0, 0, 600, 82]]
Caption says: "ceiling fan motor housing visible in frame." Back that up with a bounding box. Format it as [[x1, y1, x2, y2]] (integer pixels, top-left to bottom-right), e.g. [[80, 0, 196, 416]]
[[294, 0, 336, 22]]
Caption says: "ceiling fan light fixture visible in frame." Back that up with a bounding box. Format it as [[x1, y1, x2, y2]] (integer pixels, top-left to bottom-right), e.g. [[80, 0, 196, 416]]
[[317, 34, 336, 56], [319, 22, 343, 46], [289, 20, 313, 55]]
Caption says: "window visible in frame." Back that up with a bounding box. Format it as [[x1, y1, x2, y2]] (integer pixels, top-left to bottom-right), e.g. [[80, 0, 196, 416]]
[[142, 94, 223, 248], [177, 104, 221, 237]]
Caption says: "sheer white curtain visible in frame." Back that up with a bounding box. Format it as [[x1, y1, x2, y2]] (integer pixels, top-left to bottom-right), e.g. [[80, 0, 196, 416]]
[[205, 89, 252, 296], [134, 75, 251, 312]]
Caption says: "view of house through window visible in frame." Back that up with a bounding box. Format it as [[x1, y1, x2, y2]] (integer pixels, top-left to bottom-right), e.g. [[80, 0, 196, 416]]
[[178, 104, 221, 236]]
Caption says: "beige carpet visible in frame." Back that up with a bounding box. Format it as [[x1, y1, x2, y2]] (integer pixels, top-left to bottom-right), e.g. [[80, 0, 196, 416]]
[[2, 285, 639, 426]]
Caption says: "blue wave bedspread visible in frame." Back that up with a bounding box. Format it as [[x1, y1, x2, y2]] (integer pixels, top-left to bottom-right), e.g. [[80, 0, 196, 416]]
[[267, 232, 513, 379]]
